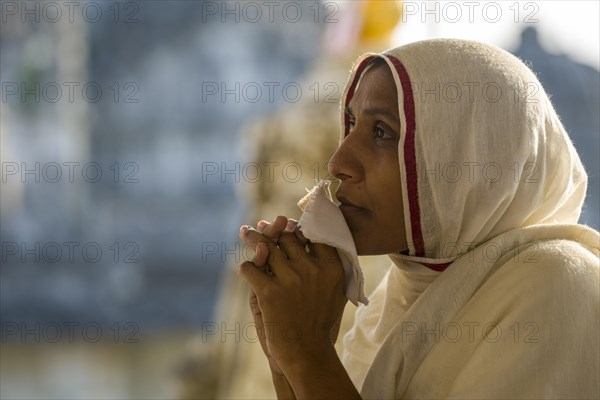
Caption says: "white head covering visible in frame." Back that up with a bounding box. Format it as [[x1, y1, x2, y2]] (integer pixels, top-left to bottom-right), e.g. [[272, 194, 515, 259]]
[[339, 39, 600, 399], [340, 39, 589, 265]]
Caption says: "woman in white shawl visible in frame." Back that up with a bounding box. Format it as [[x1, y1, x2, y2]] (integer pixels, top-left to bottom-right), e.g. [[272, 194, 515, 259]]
[[238, 39, 599, 399]]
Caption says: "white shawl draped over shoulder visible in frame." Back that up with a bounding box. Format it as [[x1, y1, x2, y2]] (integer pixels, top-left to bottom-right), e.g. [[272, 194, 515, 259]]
[[339, 39, 600, 399]]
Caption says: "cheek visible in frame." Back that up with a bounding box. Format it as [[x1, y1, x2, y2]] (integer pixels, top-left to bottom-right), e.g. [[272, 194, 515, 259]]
[[371, 166, 404, 220], [374, 158, 403, 199]]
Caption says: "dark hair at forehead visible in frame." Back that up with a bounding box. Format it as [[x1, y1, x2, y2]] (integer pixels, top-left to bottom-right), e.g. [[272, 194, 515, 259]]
[[352, 56, 391, 94], [364, 56, 387, 69]]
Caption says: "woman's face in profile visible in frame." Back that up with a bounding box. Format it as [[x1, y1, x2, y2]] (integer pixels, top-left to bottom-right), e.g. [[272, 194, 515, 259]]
[[329, 62, 408, 255]]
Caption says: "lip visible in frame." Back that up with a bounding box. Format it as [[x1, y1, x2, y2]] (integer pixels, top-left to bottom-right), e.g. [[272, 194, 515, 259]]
[[337, 195, 367, 214], [339, 203, 366, 214]]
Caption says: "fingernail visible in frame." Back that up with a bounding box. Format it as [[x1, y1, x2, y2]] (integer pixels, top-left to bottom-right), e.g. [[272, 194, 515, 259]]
[[286, 220, 297, 231], [240, 225, 250, 234], [257, 220, 269, 230]]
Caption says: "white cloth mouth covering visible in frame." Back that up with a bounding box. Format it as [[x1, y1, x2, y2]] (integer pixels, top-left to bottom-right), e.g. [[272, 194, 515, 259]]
[[296, 179, 368, 306]]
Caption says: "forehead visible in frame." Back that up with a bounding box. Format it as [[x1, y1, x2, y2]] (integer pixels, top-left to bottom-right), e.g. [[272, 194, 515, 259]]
[[348, 63, 398, 110]]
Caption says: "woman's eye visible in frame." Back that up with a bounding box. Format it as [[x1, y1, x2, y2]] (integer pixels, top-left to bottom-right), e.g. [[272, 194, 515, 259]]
[[374, 126, 392, 139], [347, 120, 395, 140]]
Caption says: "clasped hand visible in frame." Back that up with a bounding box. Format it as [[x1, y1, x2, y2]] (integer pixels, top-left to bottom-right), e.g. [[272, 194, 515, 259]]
[[238, 215, 347, 375]]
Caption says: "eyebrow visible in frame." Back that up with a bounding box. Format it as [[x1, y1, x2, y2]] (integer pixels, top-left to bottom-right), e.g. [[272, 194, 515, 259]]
[[345, 106, 398, 122]]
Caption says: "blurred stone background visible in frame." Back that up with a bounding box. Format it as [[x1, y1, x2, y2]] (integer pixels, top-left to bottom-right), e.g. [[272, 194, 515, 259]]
[[1, 1, 598, 399]]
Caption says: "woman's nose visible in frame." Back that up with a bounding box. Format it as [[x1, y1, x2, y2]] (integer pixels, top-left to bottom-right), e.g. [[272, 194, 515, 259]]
[[327, 136, 361, 182]]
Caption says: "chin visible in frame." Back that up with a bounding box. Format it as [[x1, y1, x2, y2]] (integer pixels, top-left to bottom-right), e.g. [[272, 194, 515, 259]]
[[356, 245, 387, 256], [353, 231, 403, 256], [353, 233, 386, 256], [347, 217, 397, 255]]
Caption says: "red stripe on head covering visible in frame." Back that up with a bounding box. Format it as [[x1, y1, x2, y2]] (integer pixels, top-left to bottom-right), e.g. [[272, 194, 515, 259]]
[[420, 261, 452, 271], [343, 56, 376, 138], [344, 53, 450, 271], [384, 54, 426, 258]]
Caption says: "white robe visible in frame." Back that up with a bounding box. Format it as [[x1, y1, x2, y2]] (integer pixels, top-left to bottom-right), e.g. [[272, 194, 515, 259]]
[[343, 224, 599, 399]]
